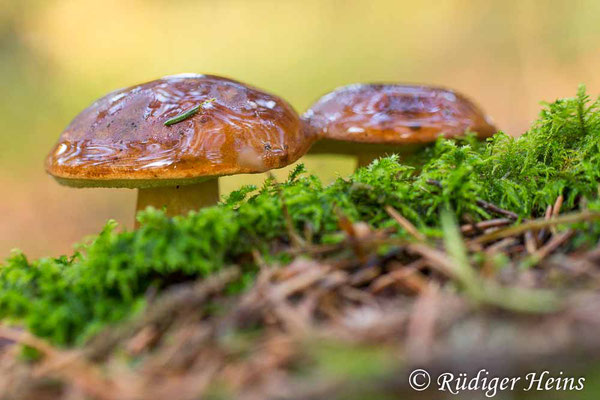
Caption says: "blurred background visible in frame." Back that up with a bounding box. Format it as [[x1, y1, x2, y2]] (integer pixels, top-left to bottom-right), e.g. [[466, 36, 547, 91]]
[[1, 0, 600, 258]]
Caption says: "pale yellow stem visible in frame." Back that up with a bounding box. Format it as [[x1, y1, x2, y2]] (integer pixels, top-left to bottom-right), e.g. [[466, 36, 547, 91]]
[[135, 179, 219, 226]]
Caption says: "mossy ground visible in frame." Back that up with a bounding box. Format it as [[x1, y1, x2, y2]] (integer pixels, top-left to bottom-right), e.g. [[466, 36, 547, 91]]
[[1, 87, 600, 399]]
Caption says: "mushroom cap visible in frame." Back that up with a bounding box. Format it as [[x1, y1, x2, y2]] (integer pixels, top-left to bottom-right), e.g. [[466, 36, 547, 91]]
[[46, 74, 312, 188], [304, 84, 496, 153]]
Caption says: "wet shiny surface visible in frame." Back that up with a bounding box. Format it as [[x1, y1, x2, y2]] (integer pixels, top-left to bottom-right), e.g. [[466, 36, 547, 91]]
[[304, 84, 497, 147], [46, 74, 313, 187]]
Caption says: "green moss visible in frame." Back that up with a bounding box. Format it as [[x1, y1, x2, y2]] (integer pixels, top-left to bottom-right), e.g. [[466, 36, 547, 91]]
[[1, 86, 600, 346]]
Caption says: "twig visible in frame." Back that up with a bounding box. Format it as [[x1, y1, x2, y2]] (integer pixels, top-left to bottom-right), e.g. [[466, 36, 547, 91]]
[[252, 248, 269, 270], [485, 237, 518, 253], [476, 199, 519, 220], [425, 179, 518, 221], [538, 204, 553, 242], [385, 205, 426, 241], [461, 218, 512, 235], [472, 211, 600, 244], [551, 194, 564, 235], [270, 265, 330, 300], [552, 194, 564, 217], [369, 267, 427, 294], [524, 230, 537, 254], [406, 284, 440, 364], [335, 208, 367, 262], [0, 326, 56, 356], [407, 243, 455, 277], [339, 286, 378, 307], [349, 266, 381, 286], [272, 174, 306, 249], [533, 229, 574, 264]]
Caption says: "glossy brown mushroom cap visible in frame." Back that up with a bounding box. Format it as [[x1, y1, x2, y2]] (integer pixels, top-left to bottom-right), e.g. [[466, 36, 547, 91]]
[[46, 74, 312, 188], [304, 84, 496, 152]]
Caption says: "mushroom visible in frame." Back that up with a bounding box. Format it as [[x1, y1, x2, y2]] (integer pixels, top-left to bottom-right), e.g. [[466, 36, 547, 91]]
[[303, 84, 497, 168], [46, 74, 312, 224]]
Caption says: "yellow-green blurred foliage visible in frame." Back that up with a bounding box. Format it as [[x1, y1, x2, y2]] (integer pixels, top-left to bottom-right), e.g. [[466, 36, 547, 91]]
[[1, 0, 600, 257]]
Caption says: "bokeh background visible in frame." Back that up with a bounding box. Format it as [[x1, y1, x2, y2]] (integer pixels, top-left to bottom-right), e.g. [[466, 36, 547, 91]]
[[2, 0, 600, 258]]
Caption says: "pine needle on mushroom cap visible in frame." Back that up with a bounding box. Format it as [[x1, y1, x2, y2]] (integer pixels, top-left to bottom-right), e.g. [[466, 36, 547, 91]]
[[44, 74, 314, 220], [46, 74, 310, 187]]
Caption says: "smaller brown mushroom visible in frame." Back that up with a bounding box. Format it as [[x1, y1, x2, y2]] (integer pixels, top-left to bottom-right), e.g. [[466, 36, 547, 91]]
[[303, 84, 497, 167], [45, 74, 313, 225]]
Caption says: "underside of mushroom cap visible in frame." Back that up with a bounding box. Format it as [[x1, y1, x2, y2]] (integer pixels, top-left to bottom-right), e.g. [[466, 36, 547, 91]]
[[304, 83, 497, 150], [46, 74, 313, 188]]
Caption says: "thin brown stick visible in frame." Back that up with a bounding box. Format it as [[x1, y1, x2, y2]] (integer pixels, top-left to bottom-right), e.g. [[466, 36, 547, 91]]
[[335, 208, 368, 261], [252, 248, 269, 270], [550, 194, 564, 235], [267, 172, 306, 248], [385, 205, 426, 241], [426, 179, 518, 220], [406, 244, 455, 277], [552, 194, 564, 217], [0, 326, 56, 356], [524, 230, 537, 254], [472, 211, 600, 244], [485, 237, 519, 253], [349, 266, 381, 286], [461, 218, 513, 235], [369, 267, 427, 294], [533, 229, 574, 264], [270, 265, 330, 300], [476, 199, 519, 220], [538, 204, 554, 242], [406, 284, 440, 363], [278, 191, 306, 249]]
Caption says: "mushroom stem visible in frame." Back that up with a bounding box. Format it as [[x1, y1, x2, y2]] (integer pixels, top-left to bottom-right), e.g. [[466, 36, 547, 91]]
[[135, 179, 220, 226]]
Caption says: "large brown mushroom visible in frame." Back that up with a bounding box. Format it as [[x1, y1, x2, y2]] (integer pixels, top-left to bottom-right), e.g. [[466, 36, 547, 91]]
[[304, 84, 497, 167], [46, 74, 312, 222]]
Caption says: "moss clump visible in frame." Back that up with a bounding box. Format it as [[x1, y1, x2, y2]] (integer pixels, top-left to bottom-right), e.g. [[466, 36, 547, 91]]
[[1, 86, 600, 346]]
